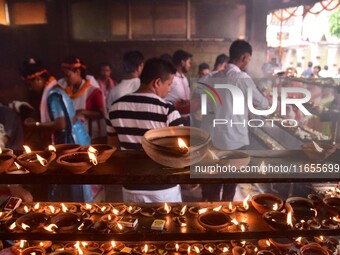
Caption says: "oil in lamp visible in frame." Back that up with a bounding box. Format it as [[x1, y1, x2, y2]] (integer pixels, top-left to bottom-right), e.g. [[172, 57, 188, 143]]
[[222, 202, 236, 214], [157, 203, 171, 214], [237, 195, 250, 212]]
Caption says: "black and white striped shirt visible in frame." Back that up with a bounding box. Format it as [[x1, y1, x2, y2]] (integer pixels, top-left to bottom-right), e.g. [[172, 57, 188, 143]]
[[106, 93, 183, 150]]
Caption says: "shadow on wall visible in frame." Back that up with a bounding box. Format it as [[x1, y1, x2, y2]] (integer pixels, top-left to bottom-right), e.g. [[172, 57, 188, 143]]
[[0, 69, 29, 104]]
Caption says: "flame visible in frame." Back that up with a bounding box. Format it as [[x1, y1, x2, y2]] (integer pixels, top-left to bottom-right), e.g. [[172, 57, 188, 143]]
[[312, 141, 324, 153], [243, 195, 250, 210], [34, 203, 40, 210], [209, 149, 219, 160], [273, 203, 278, 211], [213, 205, 222, 211], [39, 242, 44, 247], [78, 222, 84, 231], [61, 203, 68, 213], [88, 147, 98, 165], [223, 247, 229, 252], [128, 206, 133, 213], [21, 223, 30, 230], [296, 237, 302, 244], [178, 138, 189, 153], [0, 147, 2, 154], [175, 244, 179, 252], [287, 212, 293, 227], [9, 222, 16, 230], [85, 203, 92, 210], [48, 205, 55, 214], [255, 248, 258, 253], [187, 246, 191, 255], [112, 208, 119, 215], [36, 154, 47, 166], [143, 244, 148, 254], [14, 162, 22, 169], [240, 224, 246, 232], [81, 242, 88, 248], [19, 240, 26, 249], [31, 253, 36, 255], [180, 205, 187, 215], [198, 208, 207, 214], [332, 216, 340, 222], [48, 145, 56, 152], [24, 206, 29, 213], [117, 222, 123, 230], [229, 202, 233, 211], [75, 242, 83, 255], [231, 219, 239, 225], [208, 246, 214, 253], [241, 241, 246, 246], [319, 235, 324, 241], [111, 241, 116, 248], [193, 246, 200, 254], [23, 145, 32, 153], [164, 203, 170, 214], [311, 208, 317, 217], [108, 215, 112, 221], [44, 224, 58, 232], [101, 206, 107, 212], [266, 240, 270, 246]]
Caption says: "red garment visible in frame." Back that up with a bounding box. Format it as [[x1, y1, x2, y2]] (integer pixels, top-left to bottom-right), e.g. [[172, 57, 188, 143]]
[[86, 88, 104, 113]]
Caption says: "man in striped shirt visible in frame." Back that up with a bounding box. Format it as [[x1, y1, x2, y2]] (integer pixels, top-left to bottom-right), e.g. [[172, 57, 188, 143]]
[[107, 58, 183, 202]]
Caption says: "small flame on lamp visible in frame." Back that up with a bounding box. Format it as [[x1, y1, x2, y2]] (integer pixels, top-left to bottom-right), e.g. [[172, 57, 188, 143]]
[[34, 203, 40, 210], [241, 241, 246, 246], [36, 154, 47, 166], [111, 241, 116, 248], [273, 203, 278, 211], [311, 208, 317, 217], [231, 219, 239, 225], [296, 237, 302, 244], [187, 246, 191, 255], [23, 145, 32, 153], [229, 202, 233, 210], [243, 195, 250, 210], [81, 242, 88, 248], [209, 149, 219, 161], [48, 205, 55, 214], [21, 223, 30, 230], [14, 162, 22, 169], [112, 208, 119, 215], [128, 206, 133, 213], [178, 138, 189, 153], [312, 141, 324, 153], [193, 246, 200, 254], [9, 222, 16, 230], [175, 244, 179, 252], [85, 203, 92, 210], [0, 147, 2, 154], [44, 224, 58, 232], [101, 206, 107, 212], [208, 246, 214, 253], [78, 222, 84, 231], [48, 145, 56, 152], [24, 206, 29, 213], [19, 240, 26, 249], [332, 216, 340, 223], [223, 247, 229, 252], [319, 235, 324, 241], [88, 147, 98, 165], [198, 208, 208, 214], [287, 212, 293, 227], [61, 203, 68, 213], [180, 205, 187, 215], [240, 224, 246, 232], [213, 205, 222, 211], [117, 222, 123, 230], [143, 244, 148, 254], [108, 215, 112, 221], [39, 242, 44, 247], [164, 203, 170, 214], [75, 242, 83, 255], [266, 240, 270, 246]]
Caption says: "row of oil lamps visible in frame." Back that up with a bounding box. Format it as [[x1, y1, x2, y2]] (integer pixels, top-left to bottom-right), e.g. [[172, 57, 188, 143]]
[[7, 236, 340, 255]]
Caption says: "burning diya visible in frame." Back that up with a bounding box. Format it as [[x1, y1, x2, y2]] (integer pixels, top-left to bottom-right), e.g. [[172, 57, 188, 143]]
[[140, 207, 156, 217], [323, 197, 340, 216], [269, 238, 294, 249], [127, 205, 141, 215], [16, 205, 32, 215], [301, 142, 336, 161], [61, 203, 78, 213], [56, 152, 94, 174], [0, 211, 12, 222], [262, 211, 294, 231], [286, 197, 317, 220], [173, 205, 188, 216], [112, 204, 127, 215], [101, 214, 118, 223], [48, 144, 81, 156], [0, 147, 13, 155], [17, 150, 55, 174], [133, 244, 157, 254], [141, 126, 210, 168], [232, 246, 246, 255], [50, 212, 82, 232], [206, 149, 250, 169], [251, 193, 284, 214], [15, 212, 49, 232], [157, 203, 172, 215], [222, 202, 236, 214], [0, 154, 15, 173], [300, 243, 329, 255], [44, 205, 61, 216], [21, 246, 46, 255], [80, 203, 96, 214], [85, 144, 117, 163], [188, 206, 200, 216], [198, 211, 231, 231], [96, 205, 111, 214]]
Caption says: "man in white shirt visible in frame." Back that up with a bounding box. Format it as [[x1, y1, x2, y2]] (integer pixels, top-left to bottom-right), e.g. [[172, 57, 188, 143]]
[[165, 49, 192, 125], [107, 51, 144, 107]]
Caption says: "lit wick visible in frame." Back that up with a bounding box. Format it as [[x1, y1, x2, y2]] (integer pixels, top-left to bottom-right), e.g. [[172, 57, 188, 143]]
[[178, 138, 189, 154], [312, 141, 324, 153]]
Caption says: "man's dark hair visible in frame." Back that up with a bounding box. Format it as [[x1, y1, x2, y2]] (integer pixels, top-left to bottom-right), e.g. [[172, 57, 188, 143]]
[[229, 40, 252, 62], [20, 58, 49, 81], [172, 50, 192, 66], [140, 58, 176, 85], [324, 65, 328, 70], [198, 63, 210, 72], [62, 56, 87, 79], [214, 54, 229, 69], [123, 51, 144, 73], [314, 66, 321, 72], [307, 61, 313, 68], [99, 62, 112, 69]]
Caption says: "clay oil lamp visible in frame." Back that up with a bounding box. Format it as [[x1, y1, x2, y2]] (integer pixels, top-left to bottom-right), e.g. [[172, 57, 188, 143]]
[[295, 220, 308, 230], [173, 205, 188, 216], [80, 203, 96, 214], [0, 151, 15, 173], [228, 218, 249, 232], [188, 206, 200, 216], [286, 197, 316, 221], [245, 243, 257, 255], [217, 243, 231, 253], [133, 244, 156, 254], [178, 243, 190, 253], [232, 246, 246, 255], [14, 240, 29, 254], [61, 203, 77, 213], [307, 194, 324, 210], [307, 219, 321, 229], [109, 241, 125, 252], [15, 212, 49, 232], [101, 213, 118, 223], [262, 211, 294, 231], [127, 205, 141, 215], [31, 241, 52, 250], [44, 205, 61, 216], [100, 242, 113, 254], [17, 146, 55, 174], [83, 241, 100, 253], [141, 126, 210, 168], [6, 161, 29, 174], [140, 207, 156, 217], [51, 243, 64, 252], [90, 220, 108, 233], [231, 240, 245, 248], [191, 244, 203, 254], [251, 194, 284, 214], [48, 144, 81, 157], [237, 195, 251, 212], [321, 218, 338, 229], [257, 240, 271, 250], [16, 205, 32, 215], [50, 213, 82, 233], [269, 238, 293, 250], [86, 144, 117, 163], [32, 203, 44, 213], [300, 243, 329, 255], [164, 242, 178, 252], [21, 246, 46, 255], [222, 202, 236, 214], [109, 221, 127, 233], [112, 204, 127, 215], [96, 205, 111, 214], [314, 236, 325, 245], [0, 147, 13, 156], [204, 244, 216, 254], [56, 152, 94, 174], [157, 203, 172, 215], [322, 197, 340, 216], [0, 211, 12, 222], [43, 223, 58, 233], [301, 141, 336, 161], [198, 210, 231, 231], [294, 237, 309, 248]]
